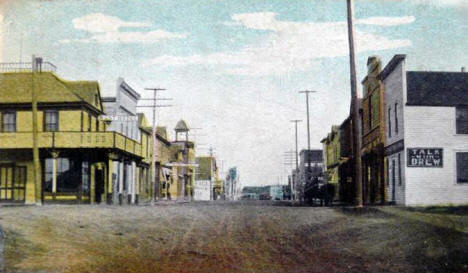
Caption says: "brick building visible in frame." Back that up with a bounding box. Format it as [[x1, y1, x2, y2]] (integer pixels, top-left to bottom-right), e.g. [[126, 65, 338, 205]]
[[360, 56, 387, 205]]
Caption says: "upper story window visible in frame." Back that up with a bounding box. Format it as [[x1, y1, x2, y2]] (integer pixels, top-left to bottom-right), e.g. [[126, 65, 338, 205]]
[[394, 103, 399, 135], [368, 95, 372, 131], [388, 107, 392, 138], [371, 90, 380, 128], [456, 107, 468, 134], [44, 111, 59, 132], [456, 152, 468, 183], [88, 113, 92, 132], [2, 111, 16, 132]]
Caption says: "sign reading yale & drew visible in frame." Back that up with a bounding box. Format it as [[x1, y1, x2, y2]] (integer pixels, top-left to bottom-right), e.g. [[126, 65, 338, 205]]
[[407, 148, 443, 167]]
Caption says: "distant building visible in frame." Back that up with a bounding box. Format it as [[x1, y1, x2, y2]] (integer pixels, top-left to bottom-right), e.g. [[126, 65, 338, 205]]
[[170, 120, 196, 201], [381, 55, 468, 205], [155, 126, 173, 200], [265, 185, 284, 200], [224, 167, 239, 201], [338, 116, 358, 204], [321, 125, 341, 201], [297, 149, 324, 202], [241, 186, 263, 200], [195, 156, 218, 201]]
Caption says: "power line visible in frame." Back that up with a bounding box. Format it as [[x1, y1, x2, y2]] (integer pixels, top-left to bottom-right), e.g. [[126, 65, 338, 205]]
[[137, 87, 172, 203]]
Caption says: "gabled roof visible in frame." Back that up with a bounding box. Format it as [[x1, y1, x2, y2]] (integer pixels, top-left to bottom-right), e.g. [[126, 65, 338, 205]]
[[137, 113, 152, 134], [0, 72, 103, 112], [406, 71, 468, 106]]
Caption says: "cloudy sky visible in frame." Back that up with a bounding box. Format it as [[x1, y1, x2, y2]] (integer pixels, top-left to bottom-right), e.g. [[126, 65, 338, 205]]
[[1, 0, 467, 186]]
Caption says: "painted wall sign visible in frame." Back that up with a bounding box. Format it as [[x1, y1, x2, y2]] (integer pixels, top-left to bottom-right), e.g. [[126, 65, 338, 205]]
[[407, 148, 443, 167]]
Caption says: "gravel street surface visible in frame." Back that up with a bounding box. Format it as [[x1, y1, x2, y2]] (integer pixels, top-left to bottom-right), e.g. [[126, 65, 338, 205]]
[[0, 201, 467, 273]]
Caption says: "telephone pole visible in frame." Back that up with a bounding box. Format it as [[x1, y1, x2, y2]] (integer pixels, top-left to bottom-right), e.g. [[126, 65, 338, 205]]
[[290, 120, 302, 170], [298, 91, 316, 151], [31, 56, 41, 205], [346, 0, 363, 206], [299, 90, 316, 202], [290, 119, 301, 201], [137, 88, 172, 203]]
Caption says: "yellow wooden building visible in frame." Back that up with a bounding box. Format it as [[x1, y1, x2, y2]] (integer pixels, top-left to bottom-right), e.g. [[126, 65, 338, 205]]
[[156, 122, 196, 201], [321, 125, 341, 200], [0, 61, 153, 205]]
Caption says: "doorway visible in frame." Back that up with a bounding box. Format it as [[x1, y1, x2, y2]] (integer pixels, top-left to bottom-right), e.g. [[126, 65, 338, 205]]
[[95, 167, 105, 203], [0, 164, 26, 203]]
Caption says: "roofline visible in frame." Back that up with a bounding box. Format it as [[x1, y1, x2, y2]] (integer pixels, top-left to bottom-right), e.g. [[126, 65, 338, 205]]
[[156, 133, 171, 146], [119, 79, 141, 101], [378, 54, 407, 81], [0, 101, 105, 115], [339, 115, 352, 128], [361, 75, 368, 84]]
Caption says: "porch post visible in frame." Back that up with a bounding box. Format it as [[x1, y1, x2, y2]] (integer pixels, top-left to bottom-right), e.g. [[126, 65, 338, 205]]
[[90, 164, 95, 204], [119, 159, 124, 205], [51, 151, 60, 197], [131, 161, 136, 204], [107, 152, 118, 205]]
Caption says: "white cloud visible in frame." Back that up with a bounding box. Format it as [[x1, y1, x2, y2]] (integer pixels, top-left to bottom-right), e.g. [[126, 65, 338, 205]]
[[146, 12, 414, 76], [72, 13, 151, 33], [61, 13, 186, 44], [356, 16, 415, 26], [409, 0, 468, 8]]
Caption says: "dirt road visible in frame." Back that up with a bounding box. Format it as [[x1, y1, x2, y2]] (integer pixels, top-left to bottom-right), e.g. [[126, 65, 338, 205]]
[[1, 202, 467, 273]]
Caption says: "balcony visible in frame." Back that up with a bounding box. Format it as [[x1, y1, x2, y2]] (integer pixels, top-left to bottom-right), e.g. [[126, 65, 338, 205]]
[[0, 131, 144, 158], [0, 62, 57, 73]]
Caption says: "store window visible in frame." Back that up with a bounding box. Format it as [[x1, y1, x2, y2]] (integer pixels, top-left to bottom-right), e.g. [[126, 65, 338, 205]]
[[44, 158, 84, 193], [456, 152, 468, 183]]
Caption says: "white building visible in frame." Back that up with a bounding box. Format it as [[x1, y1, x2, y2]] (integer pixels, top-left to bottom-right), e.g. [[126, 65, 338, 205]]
[[102, 78, 142, 204], [382, 55, 468, 205]]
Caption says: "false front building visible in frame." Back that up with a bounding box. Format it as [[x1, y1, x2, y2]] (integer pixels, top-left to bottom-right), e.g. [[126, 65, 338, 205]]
[[381, 55, 468, 205], [102, 78, 153, 204], [360, 56, 387, 205], [0, 61, 152, 204]]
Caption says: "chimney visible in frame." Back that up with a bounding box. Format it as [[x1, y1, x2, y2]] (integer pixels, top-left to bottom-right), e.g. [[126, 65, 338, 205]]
[[31, 55, 43, 72], [462, 67, 466, 73]]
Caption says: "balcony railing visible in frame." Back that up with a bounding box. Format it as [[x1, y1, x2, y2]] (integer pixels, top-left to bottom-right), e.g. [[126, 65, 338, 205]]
[[0, 62, 57, 73], [0, 131, 144, 158]]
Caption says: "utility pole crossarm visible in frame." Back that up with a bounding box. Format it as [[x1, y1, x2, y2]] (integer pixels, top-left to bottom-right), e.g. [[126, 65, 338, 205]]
[[137, 105, 173, 108], [141, 87, 172, 204], [139, 98, 173, 101]]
